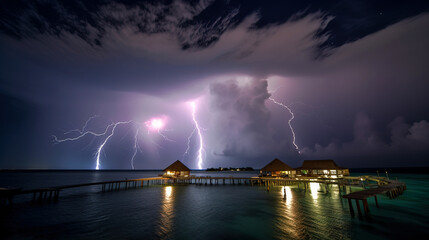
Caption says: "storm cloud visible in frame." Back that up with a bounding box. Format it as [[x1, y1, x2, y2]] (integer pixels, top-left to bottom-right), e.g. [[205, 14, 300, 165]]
[[301, 114, 429, 167], [1, 1, 428, 169], [209, 79, 272, 157]]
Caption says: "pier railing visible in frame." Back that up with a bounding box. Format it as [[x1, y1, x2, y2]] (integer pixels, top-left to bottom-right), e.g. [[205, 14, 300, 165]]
[[341, 176, 406, 216], [1, 175, 406, 214]]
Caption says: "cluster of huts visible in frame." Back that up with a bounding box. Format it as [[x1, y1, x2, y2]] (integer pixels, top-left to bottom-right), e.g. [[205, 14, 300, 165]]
[[259, 158, 349, 178], [163, 159, 349, 179]]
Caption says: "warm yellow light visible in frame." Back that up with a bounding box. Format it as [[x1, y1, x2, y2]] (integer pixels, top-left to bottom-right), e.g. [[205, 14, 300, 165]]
[[159, 186, 174, 236], [281, 186, 293, 207], [309, 182, 320, 200], [165, 186, 172, 199]]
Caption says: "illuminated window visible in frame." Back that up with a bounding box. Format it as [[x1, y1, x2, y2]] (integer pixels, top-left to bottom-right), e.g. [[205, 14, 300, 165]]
[[330, 170, 336, 174]]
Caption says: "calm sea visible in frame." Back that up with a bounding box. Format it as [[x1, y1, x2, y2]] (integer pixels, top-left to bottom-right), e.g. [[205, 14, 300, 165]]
[[1, 170, 428, 239]]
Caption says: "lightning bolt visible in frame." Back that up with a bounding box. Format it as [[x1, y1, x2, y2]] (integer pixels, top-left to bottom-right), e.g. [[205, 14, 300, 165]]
[[268, 97, 300, 153], [52, 119, 111, 143], [130, 127, 142, 170], [92, 121, 136, 170], [53, 119, 137, 170], [190, 102, 204, 169], [64, 115, 99, 135], [156, 130, 175, 142], [53, 116, 174, 170], [183, 128, 196, 157]]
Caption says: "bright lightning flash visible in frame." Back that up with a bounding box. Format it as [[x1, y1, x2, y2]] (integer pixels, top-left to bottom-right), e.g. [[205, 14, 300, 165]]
[[189, 101, 205, 169], [145, 118, 174, 142], [269, 97, 300, 153], [95, 121, 134, 170], [183, 128, 196, 157], [130, 127, 142, 170], [145, 118, 165, 131], [53, 115, 174, 170]]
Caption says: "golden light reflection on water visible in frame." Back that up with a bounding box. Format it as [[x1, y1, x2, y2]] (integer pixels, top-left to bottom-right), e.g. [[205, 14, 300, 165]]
[[330, 185, 340, 198], [157, 186, 174, 239], [274, 184, 350, 239], [275, 186, 300, 239], [281, 186, 293, 208], [165, 186, 172, 199], [309, 182, 320, 200]]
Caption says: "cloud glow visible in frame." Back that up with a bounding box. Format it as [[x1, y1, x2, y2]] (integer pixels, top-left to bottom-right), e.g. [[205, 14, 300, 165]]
[[145, 118, 165, 132]]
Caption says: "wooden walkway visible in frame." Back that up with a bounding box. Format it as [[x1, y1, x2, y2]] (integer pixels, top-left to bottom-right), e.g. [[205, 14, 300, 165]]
[[1, 177, 168, 205], [341, 177, 406, 216], [1, 175, 405, 214], [0, 176, 340, 206]]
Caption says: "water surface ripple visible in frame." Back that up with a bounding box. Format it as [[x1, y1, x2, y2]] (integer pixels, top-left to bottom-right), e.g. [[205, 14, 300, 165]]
[[1, 171, 428, 239]]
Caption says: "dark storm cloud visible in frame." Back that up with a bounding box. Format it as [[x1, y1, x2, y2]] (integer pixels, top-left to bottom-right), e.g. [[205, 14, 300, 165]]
[[301, 114, 429, 167], [206, 79, 303, 168], [275, 14, 429, 167], [2, 0, 427, 50], [1, 1, 429, 169], [2, 1, 428, 97], [0, 10, 327, 100], [209, 79, 272, 157], [290, 14, 429, 132]]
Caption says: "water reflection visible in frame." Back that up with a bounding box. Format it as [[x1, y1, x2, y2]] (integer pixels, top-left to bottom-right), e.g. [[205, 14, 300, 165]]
[[165, 186, 172, 199], [91, 172, 101, 192], [156, 186, 174, 239], [281, 186, 293, 208], [330, 185, 340, 199], [275, 186, 301, 239], [309, 182, 320, 200]]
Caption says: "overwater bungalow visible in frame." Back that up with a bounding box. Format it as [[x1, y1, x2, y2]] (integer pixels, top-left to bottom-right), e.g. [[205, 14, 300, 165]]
[[260, 158, 296, 177], [163, 160, 191, 177], [297, 159, 349, 178]]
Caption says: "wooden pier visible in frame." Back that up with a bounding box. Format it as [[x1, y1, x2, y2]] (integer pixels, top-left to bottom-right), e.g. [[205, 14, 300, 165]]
[[0, 187, 21, 206], [0, 176, 339, 206], [1, 175, 405, 215], [0, 177, 168, 206], [341, 176, 406, 216]]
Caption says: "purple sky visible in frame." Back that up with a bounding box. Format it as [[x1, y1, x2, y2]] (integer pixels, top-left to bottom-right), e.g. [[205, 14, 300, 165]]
[[1, 1, 428, 169]]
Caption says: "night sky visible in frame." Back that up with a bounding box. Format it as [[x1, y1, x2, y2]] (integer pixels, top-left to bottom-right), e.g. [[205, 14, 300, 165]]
[[1, 0, 428, 170]]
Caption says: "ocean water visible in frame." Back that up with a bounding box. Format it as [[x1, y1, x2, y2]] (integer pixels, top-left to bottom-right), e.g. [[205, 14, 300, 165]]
[[1, 170, 428, 239]]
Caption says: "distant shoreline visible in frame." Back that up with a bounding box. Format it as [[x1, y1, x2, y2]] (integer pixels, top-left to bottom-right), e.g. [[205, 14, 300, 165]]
[[206, 167, 254, 172], [0, 166, 428, 174]]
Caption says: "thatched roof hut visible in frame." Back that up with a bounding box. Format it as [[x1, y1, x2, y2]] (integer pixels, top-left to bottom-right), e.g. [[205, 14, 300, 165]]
[[261, 158, 294, 172], [164, 160, 190, 172], [298, 159, 349, 177], [163, 160, 190, 177], [260, 158, 296, 177]]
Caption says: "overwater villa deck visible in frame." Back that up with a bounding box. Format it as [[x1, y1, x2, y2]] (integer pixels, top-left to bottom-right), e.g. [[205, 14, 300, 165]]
[[1, 174, 405, 216], [341, 176, 406, 216], [0, 160, 406, 218]]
